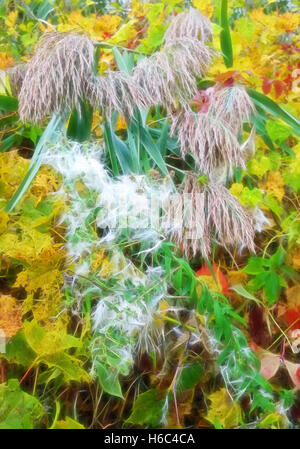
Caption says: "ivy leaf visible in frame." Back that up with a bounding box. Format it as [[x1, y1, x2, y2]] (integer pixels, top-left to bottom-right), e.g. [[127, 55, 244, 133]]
[[0, 379, 44, 429], [126, 389, 167, 427], [23, 320, 81, 356], [205, 388, 241, 429], [4, 331, 35, 367], [96, 363, 123, 399], [41, 353, 90, 383]]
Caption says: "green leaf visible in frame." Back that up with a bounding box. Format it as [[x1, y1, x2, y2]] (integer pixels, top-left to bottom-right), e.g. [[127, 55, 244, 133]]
[[54, 416, 85, 429], [67, 100, 93, 143], [243, 256, 269, 275], [0, 95, 18, 112], [220, 0, 233, 67], [0, 379, 44, 429], [247, 88, 300, 137], [3, 331, 35, 367], [0, 133, 22, 153], [96, 363, 123, 399], [264, 195, 284, 218], [103, 120, 120, 175], [130, 113, 169, 176], [23, 320, 82, 356], [112, 48, 133, 75], [110, 125, 135, 174], [264, 271, 281, 305], [126, 389, 167, 427], [265, 120, 292, 143], [270, 247, 286, 269], [5, 114, 65, 213], [230, 284, 261, 304], [250, 110, 275, 151], [41, 353, 90, 383], [176, 363, 202, 392], [248, 272, 269, 292]]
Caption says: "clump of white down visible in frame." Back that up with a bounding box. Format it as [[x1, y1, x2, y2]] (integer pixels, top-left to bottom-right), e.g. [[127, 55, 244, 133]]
[[43, 139, 171, 362]]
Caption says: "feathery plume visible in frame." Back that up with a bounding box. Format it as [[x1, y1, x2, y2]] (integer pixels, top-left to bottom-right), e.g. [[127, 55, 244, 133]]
[[167, 175, 255, 259], [209, 85, 255, 134], [6, 63, 27, 97], [164, 8, 213, 44], [171, 85, 255, 176], [206, 182, 256, 253], [86, 70, 151, 119], [171, 109, 245, 176], [166, 174, 211, 259], [18, 32, 95, 123], [133, 38, 215, 112]]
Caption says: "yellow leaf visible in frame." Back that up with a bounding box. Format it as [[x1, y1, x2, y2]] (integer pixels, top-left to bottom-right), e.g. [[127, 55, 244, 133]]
[[92, 111, 103, 136], [0, 295, 22, 339], [227, 270, 248, 286], [23, 320, 81, 356], [0, 52, 15, 70], [5, 11, 18, 35], [285, 285, 300, 310], [197, 275, 222, 295], [0, 211, 9, 234], [93, 14, 122, 39], [229, 183, 243, 198], [0, 229, 53, 264], [259, 170, 285, 202], [290, 247, 300, 270], [115, 114, 127, 131], [110, 19, 137, 45], [205, 388, 241, 428], [258, 412, 287, 429]]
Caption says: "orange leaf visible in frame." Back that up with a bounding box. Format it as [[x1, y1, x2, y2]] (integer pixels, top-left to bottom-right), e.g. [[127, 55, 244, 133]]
[[196, 263, 229, 295]]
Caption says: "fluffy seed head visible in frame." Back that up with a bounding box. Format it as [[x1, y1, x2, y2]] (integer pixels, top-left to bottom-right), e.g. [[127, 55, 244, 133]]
[[209, 85, 255, 134], [133, 38, 215, 112], [167, 175, 255, 259], [171, 109, 245, 176], [164, 8, 213, 44], [86, 70, 151, 119], [18, 32, 95, 123], [171, 86, 255, 176], [6, 63, 27, 97]]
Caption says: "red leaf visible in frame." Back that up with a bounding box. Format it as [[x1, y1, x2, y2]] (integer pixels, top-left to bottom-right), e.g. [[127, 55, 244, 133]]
[[284, 307, 300, 330], [273, 80, 285, 98], [262, 78, 272, 95]]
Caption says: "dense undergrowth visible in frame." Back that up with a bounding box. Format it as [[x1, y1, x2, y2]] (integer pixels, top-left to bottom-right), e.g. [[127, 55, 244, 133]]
[[0, 0, 300, 429]]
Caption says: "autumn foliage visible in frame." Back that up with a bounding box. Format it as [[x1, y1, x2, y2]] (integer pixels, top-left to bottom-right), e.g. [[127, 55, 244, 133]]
[[0, 0, 300, 430]]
